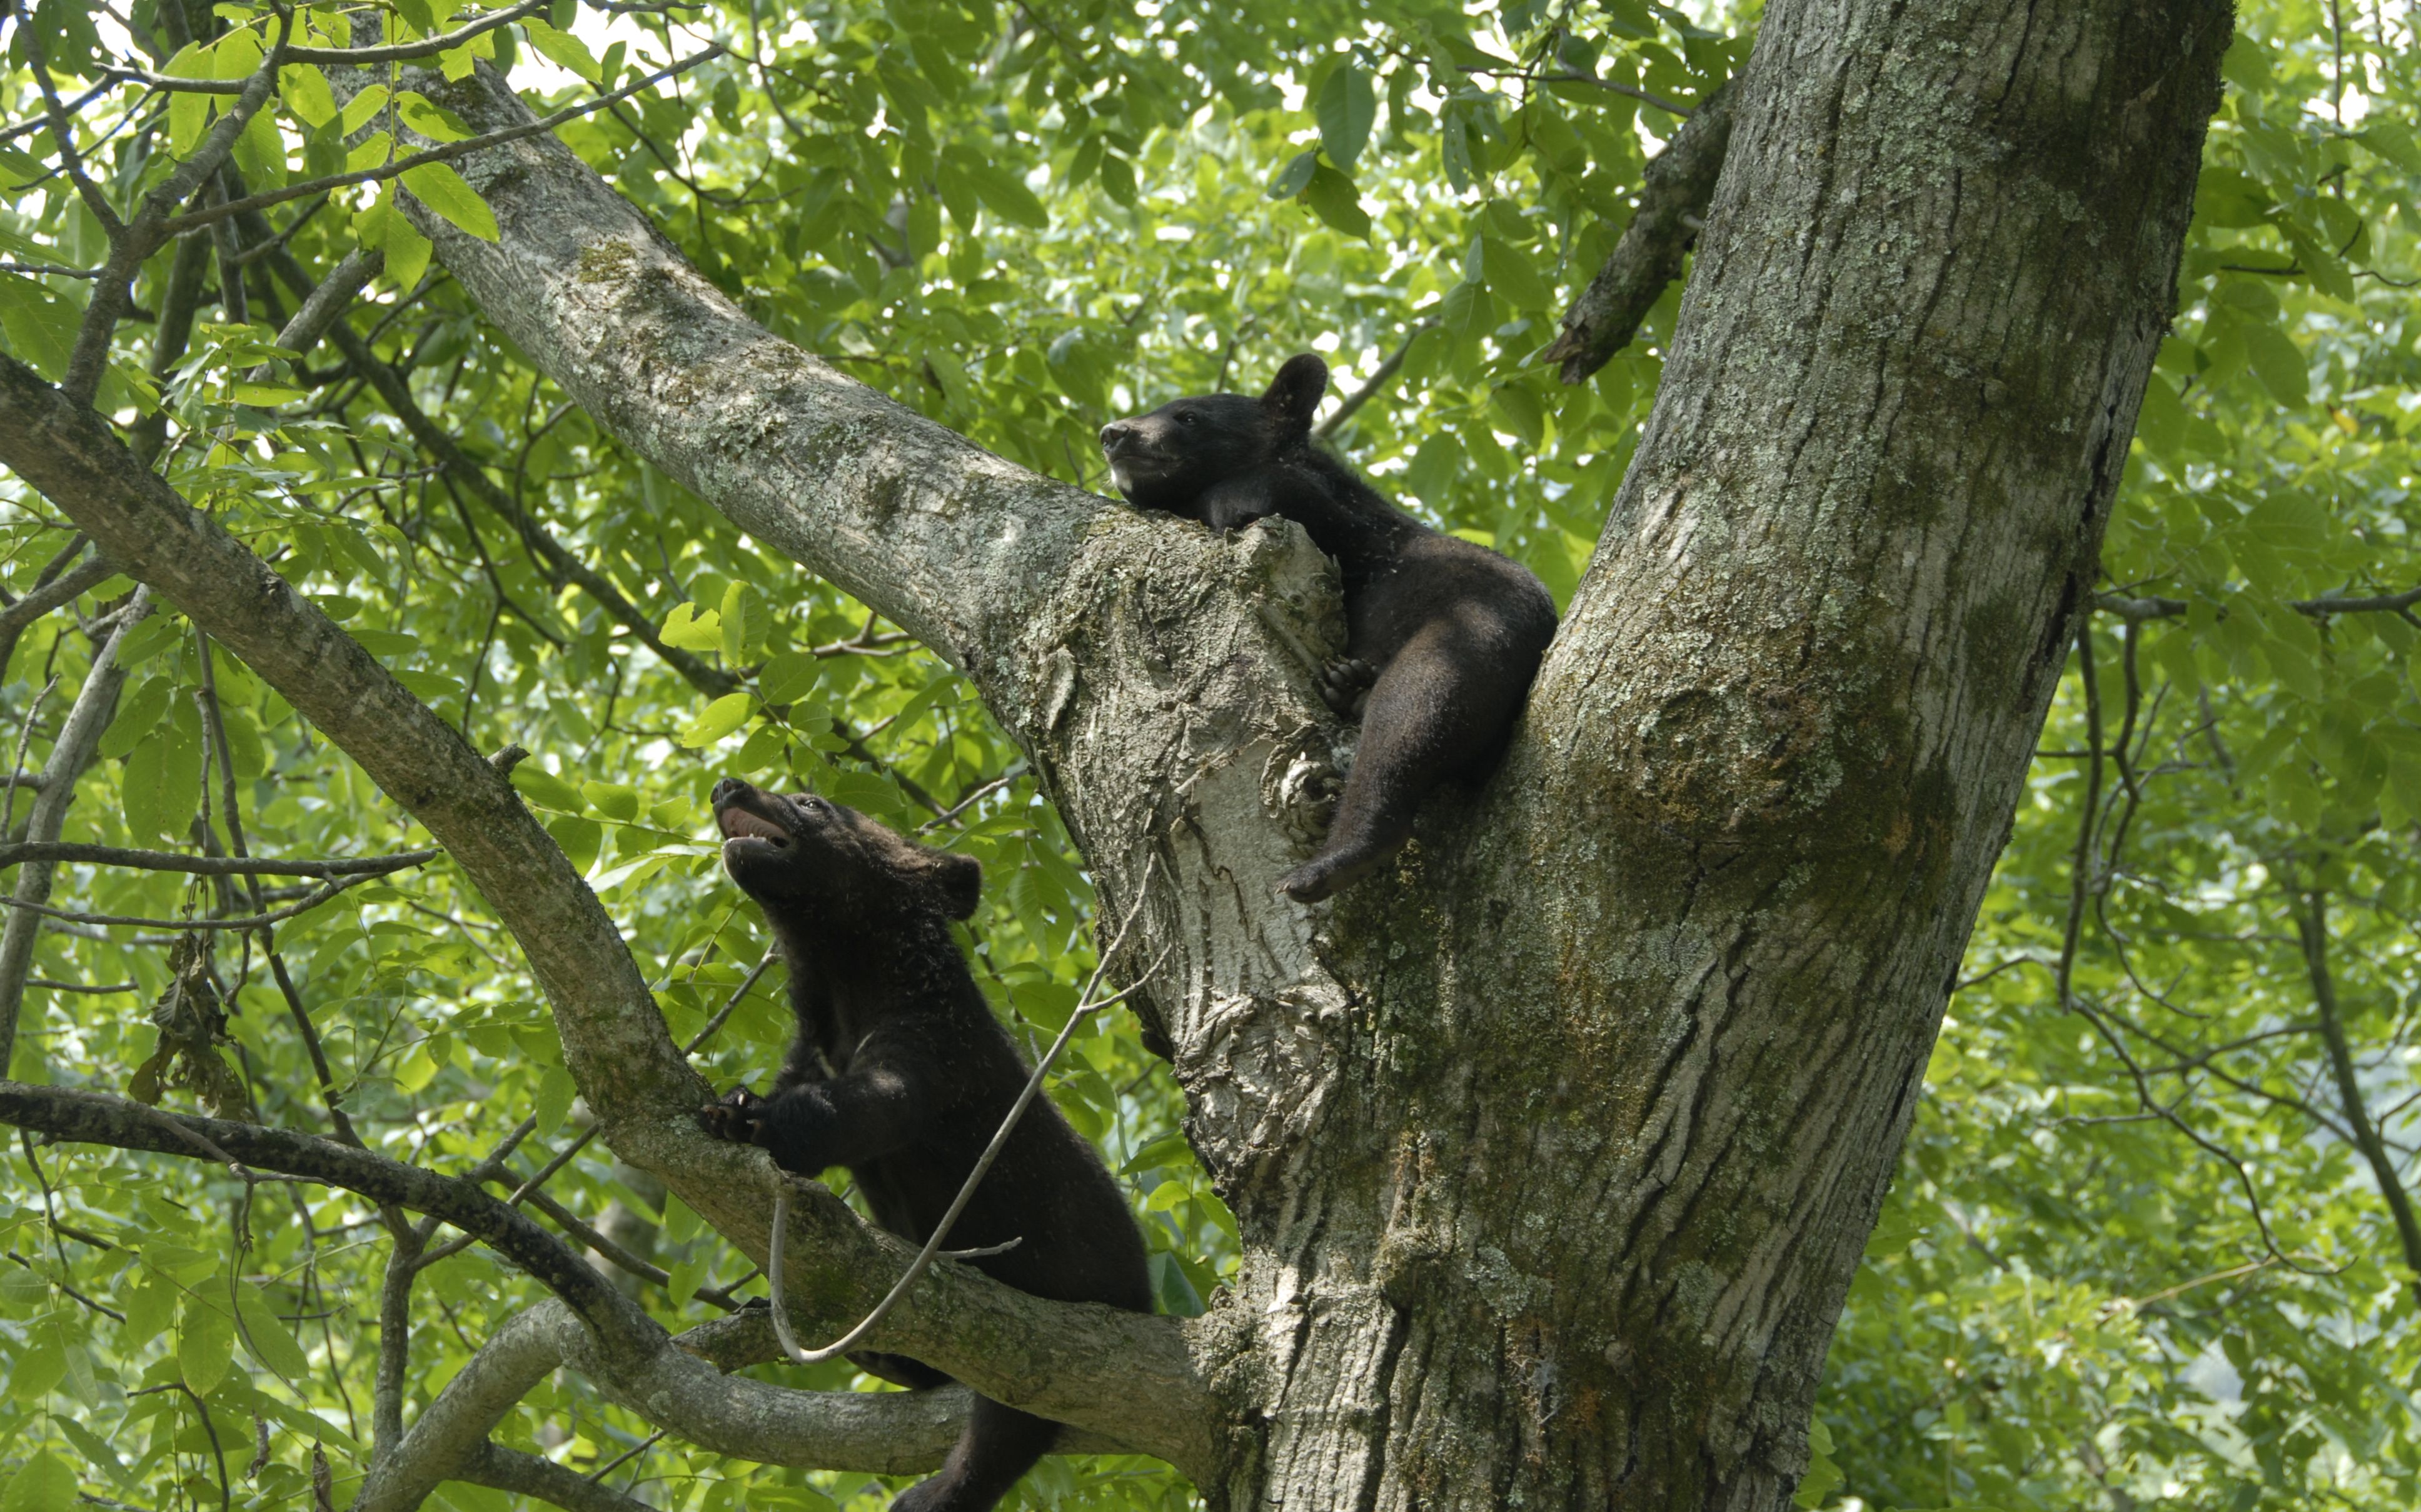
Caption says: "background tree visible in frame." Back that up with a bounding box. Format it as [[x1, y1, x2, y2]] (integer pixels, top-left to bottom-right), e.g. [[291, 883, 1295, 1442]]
[[0, 2, 2415, 1511]]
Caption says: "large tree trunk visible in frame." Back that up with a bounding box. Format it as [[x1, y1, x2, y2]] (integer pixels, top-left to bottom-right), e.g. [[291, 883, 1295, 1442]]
[[1200, 5, 2230, 1504], [293, 1, 2230, 1506]]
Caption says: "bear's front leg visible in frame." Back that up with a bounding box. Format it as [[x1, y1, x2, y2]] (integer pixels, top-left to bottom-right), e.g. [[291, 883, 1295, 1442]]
[[698, 1084, 843, 1175]]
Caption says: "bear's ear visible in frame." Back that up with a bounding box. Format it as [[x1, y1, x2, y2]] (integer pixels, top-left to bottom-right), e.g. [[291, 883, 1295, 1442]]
[[1262, 353, 1327, 434], [931, 851, 983, 921]]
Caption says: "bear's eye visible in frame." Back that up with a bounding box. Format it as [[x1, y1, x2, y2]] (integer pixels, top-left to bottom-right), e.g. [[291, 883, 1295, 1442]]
[[1175, 410, 1197, 426]]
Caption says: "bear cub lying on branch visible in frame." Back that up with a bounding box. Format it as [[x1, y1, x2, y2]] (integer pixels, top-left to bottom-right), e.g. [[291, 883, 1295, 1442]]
[[697, 778, 1150, 1512], [1100, 353, 1559, 901]]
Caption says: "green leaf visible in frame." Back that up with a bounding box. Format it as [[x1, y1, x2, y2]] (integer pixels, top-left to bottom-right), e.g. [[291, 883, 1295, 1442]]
[[1301, 162, 1372, 241], [340, 83, 391, 136], [101, 674, 172, 761], [10, 1326, 63, 1401], [964, 158, 1049, 230], [719, 580, 766, 662], [680, 692, 757, 748], [237, 1283, 311, 1381], [385, 197, 435, 290], [121, 700, 202, 847], [534, 1064, 577, 1136], [2242, 321, 2308, 408], [512, 765, 586, 812], [51, 1414, 128, 1489], [666, 1253, 709, 1308], [280, 63, 338, 129], [580, 780, 642, 822], [758, 651, 821, 706], [520, 19, 601, 80], [401, 162, 500, 242], [395, 91, 473, 143], [1479, 234, 1553, 311], [1266, 148, 1318, 201], [547, 814, 603, 874], [1317, 65, 1377, 171], [2358, 123, 2421, 174], [0, 1451, 76, 1512], [661, 603, 724, 651], [179, 1296, 234, 1394]]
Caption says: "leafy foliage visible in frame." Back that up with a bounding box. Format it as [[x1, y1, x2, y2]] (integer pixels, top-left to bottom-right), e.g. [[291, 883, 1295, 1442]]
[[0, 0, 2416, 1509]]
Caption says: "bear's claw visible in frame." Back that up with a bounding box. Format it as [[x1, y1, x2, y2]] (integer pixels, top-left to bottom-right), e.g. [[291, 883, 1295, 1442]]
[[698, 1086, 767, 1143], [1317, 657, 1377, 720]]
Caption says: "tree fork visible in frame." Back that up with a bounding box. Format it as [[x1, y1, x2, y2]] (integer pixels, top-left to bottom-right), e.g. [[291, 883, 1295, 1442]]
[[313, 3, 2230, 1506]]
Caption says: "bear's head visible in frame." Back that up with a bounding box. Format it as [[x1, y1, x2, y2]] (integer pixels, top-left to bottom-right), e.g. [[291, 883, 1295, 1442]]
[[1097, 352, 1328, 512], [710, 777, 982, 924]]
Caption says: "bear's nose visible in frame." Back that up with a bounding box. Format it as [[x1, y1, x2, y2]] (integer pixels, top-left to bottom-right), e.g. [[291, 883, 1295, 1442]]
[[710, 776, 748, 808], [1099, 420, 1135, 453]]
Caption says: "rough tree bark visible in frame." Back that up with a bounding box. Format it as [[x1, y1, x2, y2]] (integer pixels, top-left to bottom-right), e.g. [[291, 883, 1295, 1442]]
[[0, 1, 2229, 1508]]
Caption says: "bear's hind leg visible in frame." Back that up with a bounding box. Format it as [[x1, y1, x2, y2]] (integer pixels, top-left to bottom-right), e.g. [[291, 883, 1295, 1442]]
[[1278, 619, 1530, 902], [889, 1398, 1059, 1512], [1278, 649, 1447, 901]]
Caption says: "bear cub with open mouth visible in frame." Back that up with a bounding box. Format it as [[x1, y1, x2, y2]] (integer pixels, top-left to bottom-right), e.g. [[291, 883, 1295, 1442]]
[[698, 778, 1150, 1512]]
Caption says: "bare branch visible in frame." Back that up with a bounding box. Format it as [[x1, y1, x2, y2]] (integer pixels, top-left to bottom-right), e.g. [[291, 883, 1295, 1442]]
[[1316, 321, 1436, 439], [0, 589, 149, 1071], [1543, 76, 1737, 384], [0, 1082, 647, 1340], [0, 841, 438, 879], [2097, 586, 2421, 622], [457, 1439, 658, 1512], [0, 868, 402, 931], [2295, 889, 2421, 1308]]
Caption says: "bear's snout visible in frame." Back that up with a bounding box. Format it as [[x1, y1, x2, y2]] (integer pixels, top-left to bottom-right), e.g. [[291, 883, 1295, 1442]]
[[1098, 419, 1140, 455]]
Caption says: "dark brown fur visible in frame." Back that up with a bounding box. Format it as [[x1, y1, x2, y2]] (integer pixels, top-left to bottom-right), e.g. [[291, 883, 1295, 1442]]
[[697, 778, 1150, 1512], [1099, 354, 1559, 899]]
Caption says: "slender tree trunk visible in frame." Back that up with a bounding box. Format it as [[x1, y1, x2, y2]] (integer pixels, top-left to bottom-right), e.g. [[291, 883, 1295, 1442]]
[[294, 2, 2230, 1507]]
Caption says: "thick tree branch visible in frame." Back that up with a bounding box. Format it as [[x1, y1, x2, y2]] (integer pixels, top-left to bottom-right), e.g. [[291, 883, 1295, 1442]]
[[0, 351, 1210, 1475], [456, 1440, 657, 1512], [1541, 76, 1738, 384]]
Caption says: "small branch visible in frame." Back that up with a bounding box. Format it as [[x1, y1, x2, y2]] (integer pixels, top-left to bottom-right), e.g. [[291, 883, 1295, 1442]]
[[0, 589, 149, 1072], [1543, 76, 1738, 384], [0, 549, 120, 691], [1316, 322, 1435, 439], [1534, 68, 1697, 118], [2096, 585, 2421, 622], [0, 1082, 651, 1344], [255, 248, 385, 377], [0, 843, 438, 879], [0, 869, 403, 931], [158, 49, 726, 239], [2055, 621, 2104, 1014], [2295, 889, 2421, 1308]]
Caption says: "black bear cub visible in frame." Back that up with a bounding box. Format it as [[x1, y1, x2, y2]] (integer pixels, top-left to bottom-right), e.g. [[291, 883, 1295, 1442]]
[[697, 778, 1150, 1512], [1099, 354, 1559, 900]]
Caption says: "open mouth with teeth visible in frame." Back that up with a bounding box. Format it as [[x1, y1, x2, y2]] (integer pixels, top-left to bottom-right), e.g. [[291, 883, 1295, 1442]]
[[715, 794, 794, 865]]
